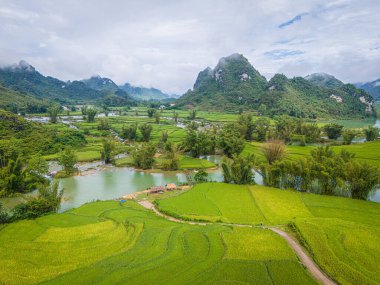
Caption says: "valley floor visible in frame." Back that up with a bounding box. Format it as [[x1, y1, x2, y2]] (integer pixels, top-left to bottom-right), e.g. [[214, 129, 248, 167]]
[[0, 183, 379, 285]]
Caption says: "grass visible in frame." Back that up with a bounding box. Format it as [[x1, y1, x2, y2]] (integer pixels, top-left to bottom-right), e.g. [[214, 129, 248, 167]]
[[0, 199, 317, 285], [157, 183, 380, 285], [156, 183, 266, 224]]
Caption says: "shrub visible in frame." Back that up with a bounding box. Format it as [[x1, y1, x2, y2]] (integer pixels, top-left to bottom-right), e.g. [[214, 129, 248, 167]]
[[262, 140, 286, 164]]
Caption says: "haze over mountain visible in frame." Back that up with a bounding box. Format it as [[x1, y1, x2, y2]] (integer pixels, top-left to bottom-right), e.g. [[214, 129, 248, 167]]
[[355, 79, 380, 100], [304, 73, 344, 89], [177, 54, 375, 118], [0, 61, 174, 104]]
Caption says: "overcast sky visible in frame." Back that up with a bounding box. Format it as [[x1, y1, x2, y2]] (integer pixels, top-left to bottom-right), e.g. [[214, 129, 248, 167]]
[[0, 0, 379, 94]]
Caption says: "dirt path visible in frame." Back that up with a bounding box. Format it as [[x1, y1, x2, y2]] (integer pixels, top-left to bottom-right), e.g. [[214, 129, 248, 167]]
[[269, 228, 337, 285], [137, 200, 337, 285]]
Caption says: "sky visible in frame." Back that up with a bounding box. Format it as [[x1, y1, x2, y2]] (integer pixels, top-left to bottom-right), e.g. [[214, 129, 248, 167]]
[[0, 0, 379, 94]]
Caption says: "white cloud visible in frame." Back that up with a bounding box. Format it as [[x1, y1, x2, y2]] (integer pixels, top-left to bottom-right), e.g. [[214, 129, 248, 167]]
[[0, 0, 379, 93]]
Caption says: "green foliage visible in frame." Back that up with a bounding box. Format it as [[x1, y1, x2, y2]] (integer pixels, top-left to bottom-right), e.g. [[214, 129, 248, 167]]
[[176, 55, 374, 119], [218, 123, 245, 157], [324, 123, 343, 139], [237, 113, 254, 140], [47, 104, 60, 124], [58, 147, 77, 175], [101, 139, 115, 164], [194, 169, 208, 183], [160, 142, 180, 170], [261, 146, 379, 199], [161, 130, 168, 143], [173, 111, 179, 123], [13, 181, 63, 220], [147, 108, 156, 118], [262, 140, 286, 164], [188, 109, 197, 120], [139, 123, 153, 142], [182, 126, 214, 158], [154, 111, 160, 124], [345, 161, 379, 199], [86, 108, 97, 122], [342, 129, 356, 145], [0, 153, 49, 197], [364, 125, 379, 141], [97, 118, 111, 130], [253, 117, 270, 141], [0, 84, 49, 114], [222, 155, 256, 184], [0, 203, 10, 224], [121, 123, 138, 141], [131, 143, 156, 169]]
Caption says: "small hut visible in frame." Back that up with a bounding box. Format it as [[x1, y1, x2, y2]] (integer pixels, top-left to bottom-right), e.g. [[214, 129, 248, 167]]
[[166, 183, 177, 191], [149, 186, 165, 194]]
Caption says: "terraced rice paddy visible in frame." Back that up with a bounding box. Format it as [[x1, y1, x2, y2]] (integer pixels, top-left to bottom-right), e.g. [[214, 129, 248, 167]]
[[157, 183, 380, 285], [0, 198, 317, 285], [0, 183, 379, 284]]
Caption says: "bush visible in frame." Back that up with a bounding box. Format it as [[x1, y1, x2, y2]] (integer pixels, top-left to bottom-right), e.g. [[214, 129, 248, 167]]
[[0, 203, 10, 224], [324, 123, 343, 140], [364, 126, 378, 142], [342, 129, 356, 145], [262, 140, 286, 164], [131, 143, 156, 169]]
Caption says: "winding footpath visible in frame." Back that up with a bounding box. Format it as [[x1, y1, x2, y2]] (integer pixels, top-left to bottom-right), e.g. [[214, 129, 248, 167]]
[[137, 200, 337, 285]]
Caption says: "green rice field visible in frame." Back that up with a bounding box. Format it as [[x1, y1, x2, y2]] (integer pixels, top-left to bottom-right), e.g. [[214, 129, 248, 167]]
[[0, 197, 317, 285]]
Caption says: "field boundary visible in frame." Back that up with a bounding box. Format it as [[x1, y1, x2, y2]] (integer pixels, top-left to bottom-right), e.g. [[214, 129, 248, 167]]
[[137, 199, 337, 285]]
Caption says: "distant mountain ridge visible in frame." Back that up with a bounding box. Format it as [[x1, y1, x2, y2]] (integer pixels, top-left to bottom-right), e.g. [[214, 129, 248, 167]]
[[0, 61, 173, 104], [304, 73, 344, 89], [355, 79, 380, 100], [0, 61, 123, 103], [118, 83, 179, 101], [177, 54, 375, 118]]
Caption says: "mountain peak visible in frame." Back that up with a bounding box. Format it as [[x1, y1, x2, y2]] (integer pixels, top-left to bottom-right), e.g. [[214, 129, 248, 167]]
[[82, 75, 118, 91], [305, 73, 344, 88], [5, 60, 36, 72]]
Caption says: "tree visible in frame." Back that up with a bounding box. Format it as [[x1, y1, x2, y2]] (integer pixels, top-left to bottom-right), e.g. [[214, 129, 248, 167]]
[[58, 147, 77, 175], [139, 123, 153, 142], [364, 126, 378, 142], [48, 105, 60, 124], [345, 161, 379, 200], [102, 105, 110, 117], [97, 118, 111, 130], [0, 157, 26, 196], [275, 116, 297, 143], [324, 123, 343, 140], [218, 123, 245, 158], [237, 113, 254, 140], [131, 143, 156, 169], [262, 140, 286, 165], [194, 169, 208, 183], [173, 111, 179, 124], [101, 139, 115, 164], [222, 154, 255, 184], [154, 111, 160, 124], [188, 110, 197, 120], [147, 108, 156, 118], [13, 181, 63, 220], [182, 127, 213, 158], [254, 117, 270, 142], [342, 129, 356, 145], [122, 123, 138, 141], [160, 142, 180, 170], [86, 108, 97, 122], [161, 131, 168, 143]]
